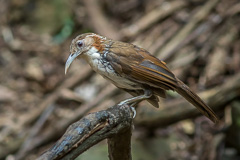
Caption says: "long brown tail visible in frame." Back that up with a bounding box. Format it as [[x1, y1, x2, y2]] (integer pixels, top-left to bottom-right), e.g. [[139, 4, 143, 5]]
[[175, 79, 219, 123]]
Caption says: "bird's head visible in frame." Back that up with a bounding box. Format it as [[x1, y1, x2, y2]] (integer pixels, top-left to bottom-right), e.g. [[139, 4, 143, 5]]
[[65, 33, 106, 74]]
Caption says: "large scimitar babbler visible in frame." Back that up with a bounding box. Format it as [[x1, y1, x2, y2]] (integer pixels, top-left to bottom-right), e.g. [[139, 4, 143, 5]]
[[65, 33, 219, 123]]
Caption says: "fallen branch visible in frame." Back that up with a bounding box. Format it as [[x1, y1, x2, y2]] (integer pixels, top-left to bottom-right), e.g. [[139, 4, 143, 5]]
[[121, 0, 187, 38], [157, 0, 220, 60], [83, 0, 121, 40], [0, 66, 93, 159], [21, 65, 92, 127]]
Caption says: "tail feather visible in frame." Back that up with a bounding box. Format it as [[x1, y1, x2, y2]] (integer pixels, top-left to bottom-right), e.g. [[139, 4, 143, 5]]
[[175, 79, 219, 123], [147, 95, 160, 108]]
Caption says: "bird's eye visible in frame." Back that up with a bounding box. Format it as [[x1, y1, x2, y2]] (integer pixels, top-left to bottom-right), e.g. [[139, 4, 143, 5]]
[[76, 40, 83, 48]]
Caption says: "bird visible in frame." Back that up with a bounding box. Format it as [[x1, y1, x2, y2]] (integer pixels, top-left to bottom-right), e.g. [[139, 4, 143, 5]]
[[65, 33, 219, 123]]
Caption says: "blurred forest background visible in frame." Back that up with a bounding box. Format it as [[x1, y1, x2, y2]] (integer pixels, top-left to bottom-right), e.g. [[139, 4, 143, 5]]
[[0, 0, 240, 159]]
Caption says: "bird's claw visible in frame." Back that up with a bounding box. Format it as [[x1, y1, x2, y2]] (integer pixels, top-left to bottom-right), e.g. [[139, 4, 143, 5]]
[[130, 106, 137, 118], [118, 101, 137, 118]]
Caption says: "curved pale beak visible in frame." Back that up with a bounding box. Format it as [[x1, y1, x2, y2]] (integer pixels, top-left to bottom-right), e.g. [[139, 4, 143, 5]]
[[65, 51, 80, 74]]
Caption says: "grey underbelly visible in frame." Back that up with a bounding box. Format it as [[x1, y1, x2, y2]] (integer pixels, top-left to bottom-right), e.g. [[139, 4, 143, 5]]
[[101, 73, 142, 90]]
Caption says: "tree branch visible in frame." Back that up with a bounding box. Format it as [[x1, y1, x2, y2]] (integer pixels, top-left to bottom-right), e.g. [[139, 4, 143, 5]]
[[37, 103, 133, 160], [108, 122, 132, 160]]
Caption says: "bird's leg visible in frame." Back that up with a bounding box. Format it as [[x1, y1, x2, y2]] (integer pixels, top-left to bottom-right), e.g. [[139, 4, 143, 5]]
[[118, 90, 152, 118], [129, 102, 138, 118], [119, 89, 152, 106]]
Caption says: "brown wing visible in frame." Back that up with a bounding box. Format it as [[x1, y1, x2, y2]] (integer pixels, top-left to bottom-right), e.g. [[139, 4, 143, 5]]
[[106, 41, 219, 123], [106, 41, 178, 91]]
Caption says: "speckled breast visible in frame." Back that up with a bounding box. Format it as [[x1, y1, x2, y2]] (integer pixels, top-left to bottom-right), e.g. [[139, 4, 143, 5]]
[[84, 47, 140, 90]]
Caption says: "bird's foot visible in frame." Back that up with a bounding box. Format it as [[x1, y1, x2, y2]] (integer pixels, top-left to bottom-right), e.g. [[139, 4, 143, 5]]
[[118, 101, 137, 118], [118, 89, 152, 106], [118, 90, 152, 118], [130, 105, 137, 118]]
